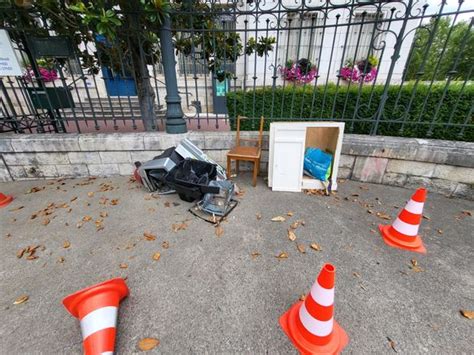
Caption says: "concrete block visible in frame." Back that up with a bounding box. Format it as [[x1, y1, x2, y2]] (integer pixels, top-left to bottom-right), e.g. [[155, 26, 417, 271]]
[[118, 163, 134, 176], [0, 160, 12, 181], [339, 154, 355, 169], [99, 151, 132, 164], [337, 167, 352, 179], [0, 137, 14, 153], [11, 135, 80, 152], [386, 160, 436, 177], [405, 176, 432, 190], [87, 164, 120, 176], [3, 152, 69, 165], [452, 183, 473, 200], [143, 133, 188, 150], [68, 152, 101, 164], [382, 172, 408, 187], [432, 165, 474, 185], [79, 133, 144, 151], [431, 178, 458, 196], [352, 157, 388, 183], [8, 166, 27, 179], [23, 165, 58, 178], [56, 164, 89, 178], [130, 151, 163, 163], [203, 132, 235, 150]]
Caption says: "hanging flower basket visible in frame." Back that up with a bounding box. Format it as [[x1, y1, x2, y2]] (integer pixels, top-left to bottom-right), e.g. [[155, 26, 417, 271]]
[[281, 58, 318, 84], [340, 57, 378, 83]]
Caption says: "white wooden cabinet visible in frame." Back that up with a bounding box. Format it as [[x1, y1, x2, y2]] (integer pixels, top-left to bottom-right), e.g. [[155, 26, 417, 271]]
[[268, 122, 345, 192]]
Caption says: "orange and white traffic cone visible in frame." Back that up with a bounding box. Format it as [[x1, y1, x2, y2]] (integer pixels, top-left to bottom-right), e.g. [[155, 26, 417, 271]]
[[0, 192, 13, 207], [379, 188, 427, 254], [63, 278, 129, 355], [279, 263, 349, 354]]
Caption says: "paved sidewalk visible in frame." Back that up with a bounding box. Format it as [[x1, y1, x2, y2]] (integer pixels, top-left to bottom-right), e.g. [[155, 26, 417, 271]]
[[0, 176, 472, 354]]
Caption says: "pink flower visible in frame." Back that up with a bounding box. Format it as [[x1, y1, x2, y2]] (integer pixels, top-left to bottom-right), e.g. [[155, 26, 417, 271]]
[[23, 66, 58, 83]]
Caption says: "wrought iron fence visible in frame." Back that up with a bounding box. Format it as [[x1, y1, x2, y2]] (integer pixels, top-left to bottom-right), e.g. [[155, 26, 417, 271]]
[[0, 1, 473, 141]]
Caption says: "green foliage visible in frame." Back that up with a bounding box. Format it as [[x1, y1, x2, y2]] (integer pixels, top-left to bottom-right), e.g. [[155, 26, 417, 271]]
[[245, 36, 277, 57], [226, 83, 474, 142], [405, 17, 474, 81]]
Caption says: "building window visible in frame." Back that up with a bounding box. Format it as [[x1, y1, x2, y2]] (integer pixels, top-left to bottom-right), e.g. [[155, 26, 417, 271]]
[[344, 12, 385, 63], [280, 12, 324, 64]]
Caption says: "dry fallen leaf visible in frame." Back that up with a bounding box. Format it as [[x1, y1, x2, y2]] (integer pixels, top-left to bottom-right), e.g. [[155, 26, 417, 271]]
[[387, 336, 397, 352], [70, 196, 78, 202], [119, 263, 128, 269], [162, 241, 169, 249], [299, 294, 306, 301], [410, 259, 423, 272], [152, 252, 161, 261], [376, 212, 391, 220], [353, 272, 361, 278], [13, 295, 29, 305], [462, 210, 472, 216], [138, 337, 160, 351], [76, 222, 83, 229], [57, 256, 65, 263], [287, 229, 297, 241], [437, 229, 443, 235], [256, 213, 262, 220], [290, 221, 299, 230], [110, 199, 120, 205], [82, 215, 92, 222], [297, 244, 306, 253], [460, 310, 474, 319], [100, 211, 108, 218], [276, 252, 289, 259], [164, 201, 171, 208], [422, 215, 431, 221], [144, 231, 156, 241], [17, 248, 26, 259], [99, 197, 109, 205], [215, 225, 224, 237], [63, 240, 71, 249], [310, 243, 322, 251], [271, 216, 286, 222], [9, 206, 24, 212], [251, 251, 261, 258], [87, 192, 94, 198], [287, 211, 294, 217], [172, 222, 188, 232], [42, 218, 50, 226]]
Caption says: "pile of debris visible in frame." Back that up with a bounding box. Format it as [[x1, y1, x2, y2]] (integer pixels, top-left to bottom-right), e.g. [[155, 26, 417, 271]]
[[134, 139, 237, 223]]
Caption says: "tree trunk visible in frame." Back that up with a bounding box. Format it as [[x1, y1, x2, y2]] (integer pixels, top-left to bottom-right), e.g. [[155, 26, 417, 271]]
[[135, 66, 156, 131]]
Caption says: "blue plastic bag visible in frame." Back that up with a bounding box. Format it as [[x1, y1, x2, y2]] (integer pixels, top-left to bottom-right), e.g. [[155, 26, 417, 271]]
[[303, 148, 333, 181]]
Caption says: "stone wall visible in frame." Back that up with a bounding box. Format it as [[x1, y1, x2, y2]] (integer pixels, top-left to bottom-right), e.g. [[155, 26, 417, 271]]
[[1, 132, 472, 199]]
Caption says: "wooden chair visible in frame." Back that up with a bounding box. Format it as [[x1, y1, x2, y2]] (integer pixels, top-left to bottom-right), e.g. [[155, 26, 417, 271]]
[[227, 116, 265, 187]]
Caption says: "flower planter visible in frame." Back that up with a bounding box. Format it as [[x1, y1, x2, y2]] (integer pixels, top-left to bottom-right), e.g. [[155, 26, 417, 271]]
[[26, 86, 75, 110], [101, 67, 137, 96]]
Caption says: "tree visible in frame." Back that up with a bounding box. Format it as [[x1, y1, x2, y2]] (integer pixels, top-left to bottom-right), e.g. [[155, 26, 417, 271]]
[[1, 0, 275, 130], [405, 17, 474, 81]]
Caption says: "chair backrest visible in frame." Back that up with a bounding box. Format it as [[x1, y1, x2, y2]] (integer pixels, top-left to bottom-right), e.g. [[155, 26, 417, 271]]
[[235, 116, 265, 149]]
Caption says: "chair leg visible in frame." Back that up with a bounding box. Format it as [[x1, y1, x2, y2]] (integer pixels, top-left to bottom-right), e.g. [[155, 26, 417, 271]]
[[236, 160, 240, 174], [227, 157, 231, 178], [252, 160, 258, 187], [256, 158, 261, 176]]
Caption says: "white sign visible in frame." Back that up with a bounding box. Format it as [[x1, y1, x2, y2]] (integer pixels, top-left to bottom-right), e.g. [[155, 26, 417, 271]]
[[0, 29, 23, 76]]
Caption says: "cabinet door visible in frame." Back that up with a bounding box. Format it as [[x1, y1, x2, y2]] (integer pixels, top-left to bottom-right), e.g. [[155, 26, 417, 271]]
[[271, 126, 306, 192]]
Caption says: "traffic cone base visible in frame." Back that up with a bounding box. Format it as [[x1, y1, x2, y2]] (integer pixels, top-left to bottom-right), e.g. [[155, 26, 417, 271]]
[[379, 224, 426, 254], [280, 301, 349, 355], [0, 193, 13, 207]]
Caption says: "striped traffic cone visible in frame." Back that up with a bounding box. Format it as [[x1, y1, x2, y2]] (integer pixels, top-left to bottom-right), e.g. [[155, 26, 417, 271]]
[[379, 188, 427, 254], [0, 192, 13, 207], [279, 263, 349, 354], [63, 278, 129, 355]]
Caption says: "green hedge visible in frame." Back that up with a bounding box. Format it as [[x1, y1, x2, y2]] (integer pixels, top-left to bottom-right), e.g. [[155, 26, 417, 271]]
[[226, 83, 473, 142]]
